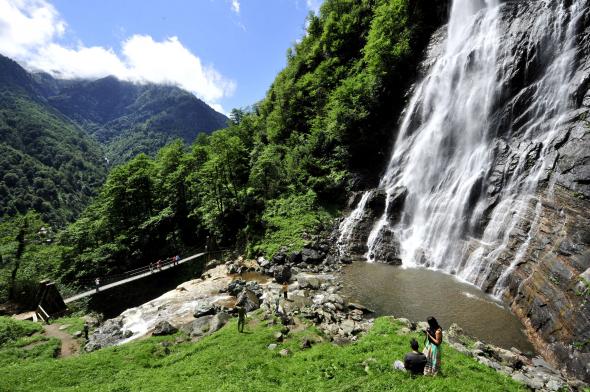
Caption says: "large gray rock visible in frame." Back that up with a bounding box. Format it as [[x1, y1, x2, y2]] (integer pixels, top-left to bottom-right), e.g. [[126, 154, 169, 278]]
[[152, 320, 178, 336], [183, 315, 214, 337], [273, 265, 292, 283], [298, 276, 321, 290], [209, 312, 231, 333], [301, 248, 324, 264], [236, 289, 260, 312]]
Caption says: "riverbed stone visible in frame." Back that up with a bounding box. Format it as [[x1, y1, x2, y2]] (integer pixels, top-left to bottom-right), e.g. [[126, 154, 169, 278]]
[[183, 315, 214, 337], [236, 289, 260, 312], [209, 312, 230, 333], [298, 276, 321, 290], [152, 320, 177, 336], [274, 265, 292, 283]]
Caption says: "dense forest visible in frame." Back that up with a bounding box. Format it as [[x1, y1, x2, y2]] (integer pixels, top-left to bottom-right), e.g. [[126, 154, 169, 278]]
[[44, 75, 228, 165], [0, 54, 228, 227], [0, 0, 448, 305], [0, 55, 107, 226]]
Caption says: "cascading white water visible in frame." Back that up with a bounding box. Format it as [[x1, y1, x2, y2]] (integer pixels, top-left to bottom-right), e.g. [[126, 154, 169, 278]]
[[339, 0, 587, 295]]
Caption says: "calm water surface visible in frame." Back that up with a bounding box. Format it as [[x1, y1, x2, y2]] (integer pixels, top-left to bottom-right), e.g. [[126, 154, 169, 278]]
[[340, 261, 534, 352]]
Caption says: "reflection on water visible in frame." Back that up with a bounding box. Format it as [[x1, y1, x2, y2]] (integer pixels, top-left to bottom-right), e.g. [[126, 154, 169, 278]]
[[340, 262, 534, 352]]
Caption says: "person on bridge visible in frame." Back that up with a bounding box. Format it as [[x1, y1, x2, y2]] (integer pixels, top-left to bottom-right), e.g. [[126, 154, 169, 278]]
[[157, 260, 162, 271], [237, 306, 246, 333], [95, 277, 100, 293], [175, 255, 180, 265]]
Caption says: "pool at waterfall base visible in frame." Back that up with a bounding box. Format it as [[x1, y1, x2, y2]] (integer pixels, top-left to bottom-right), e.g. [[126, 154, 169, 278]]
[[339, 261, 535, 353]]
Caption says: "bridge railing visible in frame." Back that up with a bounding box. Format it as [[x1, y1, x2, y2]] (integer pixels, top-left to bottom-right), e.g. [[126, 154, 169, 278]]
[[73, 249, 230, 291]]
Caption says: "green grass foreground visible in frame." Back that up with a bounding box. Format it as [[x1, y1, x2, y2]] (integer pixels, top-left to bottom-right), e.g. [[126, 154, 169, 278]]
[[0, 316, 525, 392]]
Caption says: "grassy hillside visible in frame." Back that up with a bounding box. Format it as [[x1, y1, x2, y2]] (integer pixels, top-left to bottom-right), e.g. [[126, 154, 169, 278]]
[[0, 316, 525, 391]]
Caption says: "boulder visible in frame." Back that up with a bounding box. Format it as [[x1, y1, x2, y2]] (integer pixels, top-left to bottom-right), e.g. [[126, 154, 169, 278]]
[[227, 279, 246, 296], [301, 248, 324, 264], [347, 302, 374, 314], [209, 312, 231, 333], [272, 250, 287, 265], [236, 289, 260, 312], [279, 349, 290, 357], [84, 318, 124, 351], [298, 276, 321, 290], [368, 226, 402, 265], [273, 265, 292, 283], [289, 252, 302, 264], [194, 304, 216, 318], [183, 315, 214, 337], [152, 320, 178, 336]]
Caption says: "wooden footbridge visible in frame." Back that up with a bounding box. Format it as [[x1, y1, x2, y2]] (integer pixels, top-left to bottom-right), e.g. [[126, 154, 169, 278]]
[[16, 250, 226, 323]]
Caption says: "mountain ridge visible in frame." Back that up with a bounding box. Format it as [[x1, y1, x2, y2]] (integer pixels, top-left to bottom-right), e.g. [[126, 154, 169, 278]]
[[0, 53, 229, 224]]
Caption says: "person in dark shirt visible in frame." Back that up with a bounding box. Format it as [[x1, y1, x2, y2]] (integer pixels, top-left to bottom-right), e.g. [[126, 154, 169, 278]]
[[404, 338, 427, 375], [237, 306, 246, 333]]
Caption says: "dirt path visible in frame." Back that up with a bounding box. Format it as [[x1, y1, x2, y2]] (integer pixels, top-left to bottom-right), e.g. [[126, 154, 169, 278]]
[[43, 324, 80, 358]]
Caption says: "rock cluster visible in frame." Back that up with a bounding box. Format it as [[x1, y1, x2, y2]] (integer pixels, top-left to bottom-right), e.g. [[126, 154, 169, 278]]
[[446, 324, 588, 391], [85, 318, 133, 352], [254, 240, 341, 277]]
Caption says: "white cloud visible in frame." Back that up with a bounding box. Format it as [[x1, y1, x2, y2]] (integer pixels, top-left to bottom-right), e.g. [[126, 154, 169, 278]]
[[230, 0, 240, 14], [0, 0, 234, 112], [0, 0, 65, 57], [306, 0, 322, 14]]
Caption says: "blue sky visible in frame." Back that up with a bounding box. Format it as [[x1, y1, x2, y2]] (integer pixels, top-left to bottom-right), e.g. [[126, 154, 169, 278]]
[[0, 0, 323, 113]]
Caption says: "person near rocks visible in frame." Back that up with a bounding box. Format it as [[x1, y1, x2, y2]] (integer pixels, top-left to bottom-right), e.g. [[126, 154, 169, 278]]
[[282, 282, 289, 300], [423, 316, 443, 376], [237, 306, 246, 333], [83, 322, 89, 340], [95, 277, 101, 293]]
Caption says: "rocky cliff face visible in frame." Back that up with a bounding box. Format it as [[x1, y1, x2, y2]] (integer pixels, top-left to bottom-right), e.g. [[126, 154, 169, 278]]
[[338, 0, 590, 382], [477, 1, 590, 381]]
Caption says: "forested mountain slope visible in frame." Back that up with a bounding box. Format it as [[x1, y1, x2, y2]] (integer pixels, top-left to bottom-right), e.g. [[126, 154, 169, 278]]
[[41, 76, 228, 165], [1, 0, 449, 304], [0, 55, 107, 225], [0, 53, 228, 225], [54, 0, 449, 284]]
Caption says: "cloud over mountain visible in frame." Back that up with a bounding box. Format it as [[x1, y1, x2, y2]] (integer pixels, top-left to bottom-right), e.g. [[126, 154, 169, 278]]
[[0, 0, 235, 112]]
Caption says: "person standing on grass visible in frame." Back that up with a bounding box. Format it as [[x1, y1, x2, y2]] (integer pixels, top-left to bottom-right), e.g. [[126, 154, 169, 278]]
[[423, 316, 443, 376], [237, 306, 246, 333]]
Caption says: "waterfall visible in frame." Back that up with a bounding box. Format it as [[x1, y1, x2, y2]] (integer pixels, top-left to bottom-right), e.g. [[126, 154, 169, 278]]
[[339, 0, 588, 294]]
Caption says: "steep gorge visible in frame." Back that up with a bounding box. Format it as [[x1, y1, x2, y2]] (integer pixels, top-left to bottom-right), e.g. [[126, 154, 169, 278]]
[[338, 0, 590, 381]]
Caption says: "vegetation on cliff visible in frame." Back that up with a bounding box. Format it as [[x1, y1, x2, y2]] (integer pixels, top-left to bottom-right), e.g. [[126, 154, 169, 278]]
[[0, 0, 447, 301]]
